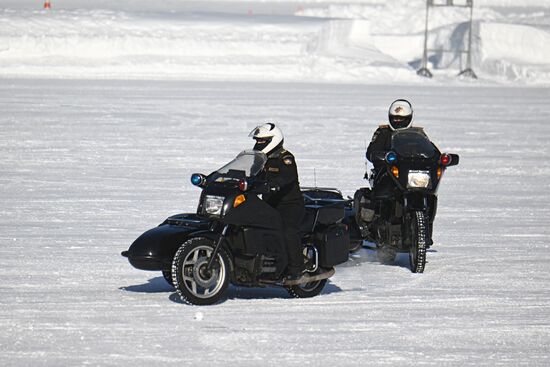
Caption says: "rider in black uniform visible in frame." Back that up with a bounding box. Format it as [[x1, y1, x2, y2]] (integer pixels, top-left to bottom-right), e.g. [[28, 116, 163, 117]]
[[362, 99, 435, 247], [249, 123, 306, 281]]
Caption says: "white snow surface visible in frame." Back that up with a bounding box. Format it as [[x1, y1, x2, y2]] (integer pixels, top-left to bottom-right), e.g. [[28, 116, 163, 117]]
[[2, 1, 550, 366], [2, 79, 550, 366], [1, 0, 550, 84]]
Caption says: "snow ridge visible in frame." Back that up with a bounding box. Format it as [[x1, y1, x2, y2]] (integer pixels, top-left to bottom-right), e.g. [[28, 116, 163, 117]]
[[0, 1, 549, 83]]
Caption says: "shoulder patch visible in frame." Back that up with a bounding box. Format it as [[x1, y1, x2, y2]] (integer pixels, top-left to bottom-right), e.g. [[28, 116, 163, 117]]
[[379, 124, 390, 129], [283, 156, 294, 165]]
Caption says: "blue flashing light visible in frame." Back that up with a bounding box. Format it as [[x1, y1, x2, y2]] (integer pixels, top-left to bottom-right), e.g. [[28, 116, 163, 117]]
[[386, 151, 397, 164], [191, 173, 203, 186]]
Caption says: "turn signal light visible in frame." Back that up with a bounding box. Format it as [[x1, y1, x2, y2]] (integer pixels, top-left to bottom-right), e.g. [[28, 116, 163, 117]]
[[391, 166, 399, 178], [437, 167, 443, 179], [233, 194, 246, 208]]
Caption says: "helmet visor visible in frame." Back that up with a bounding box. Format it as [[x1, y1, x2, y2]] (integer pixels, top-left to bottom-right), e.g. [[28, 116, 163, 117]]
[[253, 137, 272, 152], [390, 115, 411, 130]]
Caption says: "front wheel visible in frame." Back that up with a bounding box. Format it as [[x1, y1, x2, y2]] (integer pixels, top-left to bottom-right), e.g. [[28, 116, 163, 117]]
[[409, 210, 428, 273], [171, 237, 231, 305]]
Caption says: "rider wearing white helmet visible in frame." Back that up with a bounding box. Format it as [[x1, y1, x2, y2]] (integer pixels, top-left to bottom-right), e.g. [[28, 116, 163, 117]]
[[367, 99, 422, 172], [249, 123, 305, 282], [362, 99, 434, 246]]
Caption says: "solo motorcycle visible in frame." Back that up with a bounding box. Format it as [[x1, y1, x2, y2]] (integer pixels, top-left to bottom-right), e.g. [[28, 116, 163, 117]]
[[352, 128, 459, 273], [122, 150, 350, 305]]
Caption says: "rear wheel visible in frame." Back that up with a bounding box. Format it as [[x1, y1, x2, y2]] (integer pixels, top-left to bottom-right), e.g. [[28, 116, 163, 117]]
[[409, 211, 428, 273], [171, 237, 230, 305], [286, 278, 327, 298]]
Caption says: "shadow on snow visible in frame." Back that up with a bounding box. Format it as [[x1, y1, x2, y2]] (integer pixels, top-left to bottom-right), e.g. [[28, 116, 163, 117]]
[[119, 275, 342, 304], [348, 241, 438, 272], [167, 281, 343, 304], [119, 276, 174, 293]]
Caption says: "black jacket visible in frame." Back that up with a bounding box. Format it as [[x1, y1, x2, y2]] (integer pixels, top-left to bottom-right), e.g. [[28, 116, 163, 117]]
[[366, 125, 429, 170], [366, 125, 392, 170], [257, 147, 303, 207]]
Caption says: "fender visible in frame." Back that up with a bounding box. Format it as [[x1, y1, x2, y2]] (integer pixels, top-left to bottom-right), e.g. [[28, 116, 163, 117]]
[[122, 214, 210, 271], [404, 192, 428, 211], [186, 229, 235, 272]]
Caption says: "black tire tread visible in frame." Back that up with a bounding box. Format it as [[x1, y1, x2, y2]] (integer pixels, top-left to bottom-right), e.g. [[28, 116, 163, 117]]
[[410, 211, 427, 273], [285, 279, 327, 298]]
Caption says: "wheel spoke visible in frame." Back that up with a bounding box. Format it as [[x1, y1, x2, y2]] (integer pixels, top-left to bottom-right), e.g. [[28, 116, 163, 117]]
[[182, 274, 194, 282], [192, 249, 200, 262], [183, 259, 196, 266], [190, 280, 197, 295]]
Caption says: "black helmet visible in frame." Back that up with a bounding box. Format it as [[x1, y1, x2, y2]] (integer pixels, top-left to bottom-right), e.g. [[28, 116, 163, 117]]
[[388, 99, 413, 131]]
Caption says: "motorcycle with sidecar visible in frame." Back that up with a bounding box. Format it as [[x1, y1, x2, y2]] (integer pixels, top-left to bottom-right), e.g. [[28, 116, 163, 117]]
[[122, 150, 350, 305]]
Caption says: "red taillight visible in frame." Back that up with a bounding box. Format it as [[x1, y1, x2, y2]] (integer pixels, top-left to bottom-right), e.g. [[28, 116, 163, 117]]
[[440, 153, 452, 166], [238, 179, 248, 192]]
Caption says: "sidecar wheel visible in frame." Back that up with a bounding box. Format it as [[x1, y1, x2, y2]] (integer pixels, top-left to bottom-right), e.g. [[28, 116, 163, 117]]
[[162, 269, 174, 287], [349, 240, 363, 253], [286, 279, 327, 299], [409, 211, 427, 273], [171, 237, 230, 305]]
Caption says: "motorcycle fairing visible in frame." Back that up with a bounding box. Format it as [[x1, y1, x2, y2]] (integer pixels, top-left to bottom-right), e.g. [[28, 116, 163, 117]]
[[222, 193, 283, 229]]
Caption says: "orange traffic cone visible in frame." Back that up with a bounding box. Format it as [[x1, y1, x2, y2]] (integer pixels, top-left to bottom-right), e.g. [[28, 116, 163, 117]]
[[43, 1, 51, 9]]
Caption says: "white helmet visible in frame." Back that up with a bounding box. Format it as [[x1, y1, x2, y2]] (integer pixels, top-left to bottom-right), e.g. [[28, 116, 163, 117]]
[[249, 123, 284, 155], [388, 99, 413, 131]]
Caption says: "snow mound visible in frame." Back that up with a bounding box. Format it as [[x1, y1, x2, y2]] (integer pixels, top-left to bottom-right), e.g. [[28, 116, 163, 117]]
[[0, 1, 549, 84], [478, 22, 550, 83]]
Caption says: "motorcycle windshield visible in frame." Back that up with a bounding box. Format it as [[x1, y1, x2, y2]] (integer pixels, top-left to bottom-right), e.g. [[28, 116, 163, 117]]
[[391, 130, 437, 159], [212, 150, 267, 179]]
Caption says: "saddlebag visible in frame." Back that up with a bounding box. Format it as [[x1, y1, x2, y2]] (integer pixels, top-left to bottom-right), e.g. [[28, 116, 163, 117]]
[[316, 223, 350, 267]]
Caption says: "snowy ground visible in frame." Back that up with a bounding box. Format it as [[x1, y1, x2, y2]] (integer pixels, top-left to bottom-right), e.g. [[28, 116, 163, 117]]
[[1, 78, 550, 366], [2, 0, 550, 366]]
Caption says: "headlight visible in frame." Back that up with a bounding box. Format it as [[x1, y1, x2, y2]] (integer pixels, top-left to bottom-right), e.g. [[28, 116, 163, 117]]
[[407, 170, 431, 188], [204, 195, 225, 216]]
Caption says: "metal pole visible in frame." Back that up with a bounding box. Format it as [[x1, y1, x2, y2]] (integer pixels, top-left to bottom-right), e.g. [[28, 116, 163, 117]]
[[422, 1, 429, 69], [417, 0, 433, 78], [458, 0, 477, 78]]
